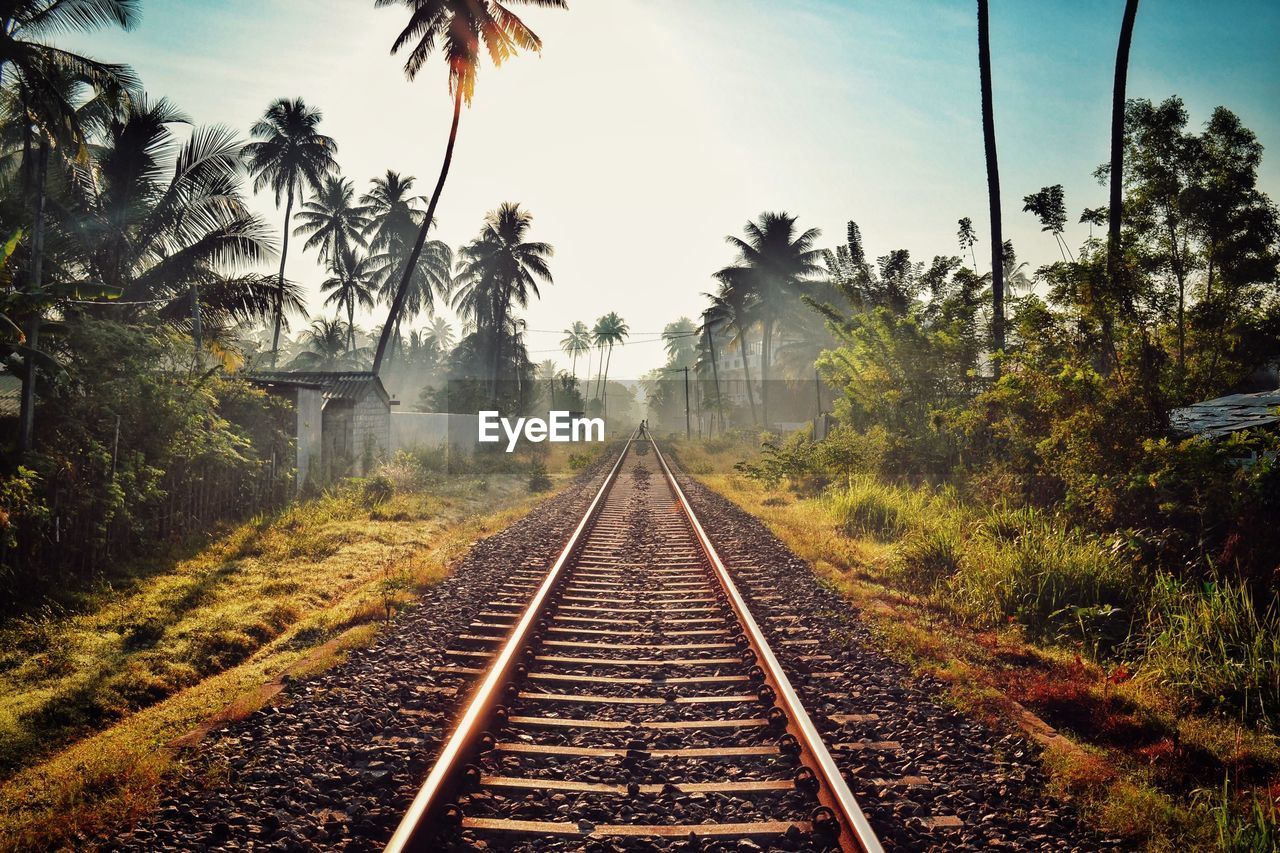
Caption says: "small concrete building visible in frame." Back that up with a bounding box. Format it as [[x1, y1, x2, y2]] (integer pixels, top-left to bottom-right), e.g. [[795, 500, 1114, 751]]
[[250, 371, 393, 489]]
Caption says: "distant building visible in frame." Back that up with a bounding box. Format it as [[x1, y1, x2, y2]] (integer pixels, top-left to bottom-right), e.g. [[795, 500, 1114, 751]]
[[250, 371, 394, 489]]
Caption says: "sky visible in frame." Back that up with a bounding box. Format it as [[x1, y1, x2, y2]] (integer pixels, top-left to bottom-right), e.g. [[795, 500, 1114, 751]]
[[62, 0, 1280, 379]]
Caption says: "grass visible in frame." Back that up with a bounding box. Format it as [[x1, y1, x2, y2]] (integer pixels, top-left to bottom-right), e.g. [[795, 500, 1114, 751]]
[[669, 436, 1279, 852], [0, 444, 584, 851]]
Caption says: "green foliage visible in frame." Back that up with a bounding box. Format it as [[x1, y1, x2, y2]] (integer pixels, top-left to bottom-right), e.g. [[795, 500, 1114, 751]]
[[527, 460, 551, 493], [948, 509, 1142, 647], [1142, 573, 1280, 724], [2, 320, 291, 608], [827, 477, 925, 541]]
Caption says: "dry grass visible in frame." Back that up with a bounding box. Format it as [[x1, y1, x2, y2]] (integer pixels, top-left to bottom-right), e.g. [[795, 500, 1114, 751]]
[[671, 437, 1279, 852], [0, 450, 578, 851]]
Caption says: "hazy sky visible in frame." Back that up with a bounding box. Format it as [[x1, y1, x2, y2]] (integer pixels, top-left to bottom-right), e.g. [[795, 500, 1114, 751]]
[[64, 0, 1280, 378]]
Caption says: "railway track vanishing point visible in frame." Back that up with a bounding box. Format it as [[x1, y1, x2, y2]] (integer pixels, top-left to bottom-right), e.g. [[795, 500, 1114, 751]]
[[385, 432, 885, 852]]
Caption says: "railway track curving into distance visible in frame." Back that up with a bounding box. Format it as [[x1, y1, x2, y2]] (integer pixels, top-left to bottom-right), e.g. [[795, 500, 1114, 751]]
[[386, 431, 884, 852]]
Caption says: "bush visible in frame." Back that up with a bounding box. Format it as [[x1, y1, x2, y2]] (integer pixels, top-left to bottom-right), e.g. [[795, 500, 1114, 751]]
[[948, 511, 1143, 650], [362, 474, 395, 506], [1141, 573, 1280, 727], [527, 461, 552, 493], [568, 451, 595, 470], [828, 477, 922, 540], [894, 521, 965, 594]]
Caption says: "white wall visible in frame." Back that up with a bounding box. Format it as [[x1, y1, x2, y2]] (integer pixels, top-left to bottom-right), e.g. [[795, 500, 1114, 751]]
[[390, 412, 481, 454]]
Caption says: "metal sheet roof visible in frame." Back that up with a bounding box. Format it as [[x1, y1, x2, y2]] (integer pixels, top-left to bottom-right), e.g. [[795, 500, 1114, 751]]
[[1170, 390, 1280, 437]]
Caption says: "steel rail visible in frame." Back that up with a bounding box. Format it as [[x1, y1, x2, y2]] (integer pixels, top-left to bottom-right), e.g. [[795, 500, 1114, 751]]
[[383, 431, 637, 853], [648, 434, 885, 853]]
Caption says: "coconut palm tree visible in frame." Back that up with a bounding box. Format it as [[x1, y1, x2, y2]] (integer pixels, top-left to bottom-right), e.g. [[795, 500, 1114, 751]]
[[70, 97, 290, 323], [293, 174, 370, 273], [662, 317, 698, 368], [703, 278, 759, 426], [321, 247, 378, 350], [242, 97, 338, 365], [716, 212, 821, 429], [370, 0, 567, 376], [289, 316, 364, 370], [361, 170, 452, 361], [976, 0, 1004, 375], [560, 319, 590, 390], [1105, 0, 1141, 373], [423, 315, 455, 353], [591, 312, 628, 408], [451, 202, 553, 400]]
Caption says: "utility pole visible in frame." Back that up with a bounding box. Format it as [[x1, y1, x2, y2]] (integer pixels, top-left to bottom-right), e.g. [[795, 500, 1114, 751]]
[[683, 366, 691, 439], [190, 281, 203, 353], [815, 368, 822, 433]]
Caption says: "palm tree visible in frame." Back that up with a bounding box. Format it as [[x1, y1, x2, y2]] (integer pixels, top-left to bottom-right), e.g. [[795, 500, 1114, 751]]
[[289, 316, 364, 370], [976, 0, 1004, 376], [362, 170, 452, 361], [698, 308, 725, 433], [2, 1, 139, 451], [662, 317, 698, 368], [1106, 0, 1141, 373], [293, 174, 370, 273], [321, 247, 378, 350], [717, 212, 821, 429], [538, 358, 557, 408], [704, 278, 759, 426], [71, 97, 290, 322], [242, 97, 338, 365], [560, 319, 590, 390], [591, 312, 628, 410], [370, 0, 567, 376], [423, 315, 455, 353], [451, 202, 553, 400]]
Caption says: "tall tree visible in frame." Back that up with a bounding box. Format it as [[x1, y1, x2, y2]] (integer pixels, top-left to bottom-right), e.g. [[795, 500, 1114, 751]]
[[716, 212, 821, 429], [361, 170, 452, 363], [242, 97, 337, 366], [451, 202, 553, 400], [560, 319, 590, 387], [661, 317, 698, 368], [1106, 0, 1141, 372], [423, 315, 455, 353], [321, 247, 377, 350], [704, 276, 759, 426], [976, 0, 1004, 376], [4, 0, 139, 452], [591, 311, 628, 411], [370, 0, 567, 376], [293, 174, 370, 273]]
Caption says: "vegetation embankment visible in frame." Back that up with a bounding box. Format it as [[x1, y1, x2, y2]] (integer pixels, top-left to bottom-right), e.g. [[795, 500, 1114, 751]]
[[674, 436, 1277, 851], [0, 443, 593, 851]]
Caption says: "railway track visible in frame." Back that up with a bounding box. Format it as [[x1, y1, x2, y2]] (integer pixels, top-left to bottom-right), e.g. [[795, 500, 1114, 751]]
[[386, 432, 884, 852]]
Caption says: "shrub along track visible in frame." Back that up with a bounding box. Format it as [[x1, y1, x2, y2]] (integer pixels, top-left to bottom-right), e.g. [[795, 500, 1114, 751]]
[[103, 439, 1113, 852]]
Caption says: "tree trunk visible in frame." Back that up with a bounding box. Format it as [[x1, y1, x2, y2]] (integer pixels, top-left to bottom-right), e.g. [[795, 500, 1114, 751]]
[[977, 0, 1005, 379], [270, 180, 295, 368], [492, 301, 507, 406], [373, 87, 463, 376], [705, 323, 724, 434], [740, 330, 759, 426], [760, 315, 773, 430], [1106, 0, 1141, 372], [601, 344, 613, 418], [18, 137, 49, 454], [347, 295, 356, 352]]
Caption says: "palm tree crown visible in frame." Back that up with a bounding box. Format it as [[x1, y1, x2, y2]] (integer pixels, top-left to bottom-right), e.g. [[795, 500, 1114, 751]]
[[242, 97, 337, 364], [452, 201, 553, 396], [717, 211, 822, 427], [293, 175, 369, 270]]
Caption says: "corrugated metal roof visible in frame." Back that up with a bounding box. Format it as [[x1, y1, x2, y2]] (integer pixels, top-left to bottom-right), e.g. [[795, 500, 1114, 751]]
[[0, 373, 20, 418], [248, 371, 390, 404], [1171, 390, 1280, 437]]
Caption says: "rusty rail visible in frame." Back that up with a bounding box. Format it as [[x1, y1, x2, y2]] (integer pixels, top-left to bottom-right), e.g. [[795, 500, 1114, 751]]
[[385, 429, 883, 851], [649, 434, 884, 853]]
